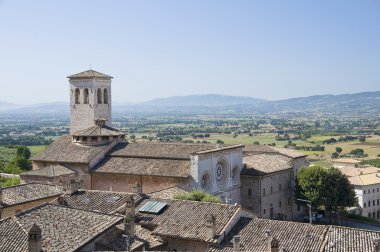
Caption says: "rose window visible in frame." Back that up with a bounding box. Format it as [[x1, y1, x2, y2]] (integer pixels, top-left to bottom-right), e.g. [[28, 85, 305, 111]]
[[216, 158, 227, 188]]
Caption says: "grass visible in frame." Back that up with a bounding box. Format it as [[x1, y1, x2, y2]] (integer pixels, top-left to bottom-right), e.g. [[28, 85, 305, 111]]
[[27, 145, 48, 157]]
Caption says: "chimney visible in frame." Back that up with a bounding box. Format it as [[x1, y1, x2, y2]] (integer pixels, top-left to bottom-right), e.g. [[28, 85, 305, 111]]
[[125, 195, 135, 217], [124, 211, 135, 237], [69, 179, 78, 195], [233, 236, 241, 252], [28, 223, 42, 252], [0, 187, 3, 204], [205, 213, 216, 239], [132, 182, 142, 194], [124, 195, 135, 237], [268, 236, 280, 252], [374, 238, 380, 252]]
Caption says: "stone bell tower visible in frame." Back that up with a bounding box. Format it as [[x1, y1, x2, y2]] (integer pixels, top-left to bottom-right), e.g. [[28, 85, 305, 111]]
[[67, 70, 112, 134]]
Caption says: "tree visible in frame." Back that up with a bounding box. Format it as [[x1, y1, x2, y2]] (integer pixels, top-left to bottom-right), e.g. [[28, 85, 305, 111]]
[[295, 166, 356, 222], [359, 136, 366, 143], [3, 156, 32, 174], [253, 141, 260, 145], [335, 147, 342, 154], [331, 152, 339, 159], [216, 139, 224, 144], [350, 148, 364, 157], [16, 146, 31, 159]]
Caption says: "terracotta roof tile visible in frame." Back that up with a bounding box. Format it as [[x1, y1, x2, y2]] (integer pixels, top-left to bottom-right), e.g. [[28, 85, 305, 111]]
[[0, 218, 27, 252], [21, 165, 75, 178], [67, 69, 113, 79], [136, 199, 240, 242], [148, 187, 188, 200], [32, 135, 114, 163], [95, 157, 190, 178], [242, 154, 292, 176], [73, 124, 125, 137], [0, 183, 63, 208], [50, 189, 144, 214]]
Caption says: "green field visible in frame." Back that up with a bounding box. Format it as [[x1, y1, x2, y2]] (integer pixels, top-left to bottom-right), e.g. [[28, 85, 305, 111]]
[[28, 145, 48, 157]]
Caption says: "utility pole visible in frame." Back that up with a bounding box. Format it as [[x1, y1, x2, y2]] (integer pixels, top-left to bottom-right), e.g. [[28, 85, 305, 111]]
[[297, 198, 312, 224]]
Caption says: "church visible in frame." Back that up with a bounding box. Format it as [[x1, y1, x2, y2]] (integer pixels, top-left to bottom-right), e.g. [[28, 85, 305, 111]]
[[28, 70, 244, 204], [23, 70, 308, 219]]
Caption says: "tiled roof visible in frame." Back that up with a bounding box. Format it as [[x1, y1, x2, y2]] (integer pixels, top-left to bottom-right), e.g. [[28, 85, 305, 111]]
[[0, 218, 28, 252], [323, 226, 380, 252], [73, 124, 125, 137], [242, 154, 292, 176], [0, 183, 62, 208], [20, 165, 75, 178], [15, 204, 122, 252], [50, 189, 144, 214], [209, 217, 327, 252], [243, 144, 306, 158], [110, 142, 237, 160], [32, 135, 114, 163], [333, 158, 361, 164], [348, 173, 380, 186], [95, 157, 190, 178], [67, 69, 113, 79], [136, 198, 240, 242], [338, 166, 379, 177], [148, 186, 188, 200], [107, 224, 164, 251]]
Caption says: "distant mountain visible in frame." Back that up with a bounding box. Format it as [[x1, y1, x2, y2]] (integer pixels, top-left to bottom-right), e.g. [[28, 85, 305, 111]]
[[1, 91, 379, 115], [142, 94, 267, 107], [0, 101, 22, 111]]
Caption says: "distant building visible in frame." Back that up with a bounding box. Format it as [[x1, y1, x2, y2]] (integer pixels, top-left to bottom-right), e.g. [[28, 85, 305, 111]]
[[339, 165, 380, 219], [333, 158, 361, 168]]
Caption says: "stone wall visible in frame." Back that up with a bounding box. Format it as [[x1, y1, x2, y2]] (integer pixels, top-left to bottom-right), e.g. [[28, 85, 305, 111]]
[[241, 170, 293, 220], [91, 173, 188, 193], [0, 195, 60, 220]]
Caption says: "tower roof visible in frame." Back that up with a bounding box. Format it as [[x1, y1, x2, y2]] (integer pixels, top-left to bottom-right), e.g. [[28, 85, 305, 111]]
[[67, 70, 113, 79]]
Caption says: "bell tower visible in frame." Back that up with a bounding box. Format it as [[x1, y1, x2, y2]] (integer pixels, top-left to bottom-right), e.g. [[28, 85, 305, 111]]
[[67, 70, 112, 134]]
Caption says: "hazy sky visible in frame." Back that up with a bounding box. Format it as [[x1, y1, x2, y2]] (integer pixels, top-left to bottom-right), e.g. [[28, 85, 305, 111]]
[[0, 1, 379, 104]]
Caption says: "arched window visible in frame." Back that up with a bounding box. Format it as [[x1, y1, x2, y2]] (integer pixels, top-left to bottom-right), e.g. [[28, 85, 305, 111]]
[[97, 88, 102, 104], [83, 88, 89, 104], [74, 88, 80, 104], [103, 88, 108, 104]]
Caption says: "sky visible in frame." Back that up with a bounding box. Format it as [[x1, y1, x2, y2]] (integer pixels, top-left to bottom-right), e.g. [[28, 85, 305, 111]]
[[0, 0, 379, 104]]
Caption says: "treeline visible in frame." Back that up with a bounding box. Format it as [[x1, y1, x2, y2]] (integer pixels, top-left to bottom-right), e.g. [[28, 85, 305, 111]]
[[0, 135, 53, 146], [0, 145, 32, 174], [322, 135, 366, 144]]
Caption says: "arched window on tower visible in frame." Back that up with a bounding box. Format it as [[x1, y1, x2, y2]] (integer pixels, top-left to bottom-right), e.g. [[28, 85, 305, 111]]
[[97, 88, 102, 104], [83, 88, 89, 104], [75, 88, 80, 104], [103, 88, 108, 104]]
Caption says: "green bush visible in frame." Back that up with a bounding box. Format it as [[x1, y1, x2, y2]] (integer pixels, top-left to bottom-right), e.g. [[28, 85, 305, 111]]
[[0, 176, 20, 187], [174, 190, 223, 203]]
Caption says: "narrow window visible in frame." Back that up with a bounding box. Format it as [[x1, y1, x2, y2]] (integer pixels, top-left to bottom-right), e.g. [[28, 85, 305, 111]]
[[279, 183, 282, 191], [377, 199, 379, 206], [364, 203, 366, 208], [364, 190, 366, 194], [103, 88, 108, 104], [368, 189, 370, 194], [83, 88, 89, 104], [263, 188, 266, 196], [279, 201, 282, 208], [97, 88, 102, 104], [75, 88, 80, 104], [263, 209, 266, 214], [270, 186, 273, 194], [248, 188, 252, 197], [369, 200, 371, 207], [377, 210, 380, 219]]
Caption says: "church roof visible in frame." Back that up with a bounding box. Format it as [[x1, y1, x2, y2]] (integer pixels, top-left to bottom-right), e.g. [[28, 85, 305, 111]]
[[67, 69, 113, 79], [32, 135, 114, 163], [94, 157, 190, 178], [72, 124, 125, 137], [110, 142, 241, 160], [0, 183, 63, 208], [244, 144, 306, 158], [20, 165, 75, 178]]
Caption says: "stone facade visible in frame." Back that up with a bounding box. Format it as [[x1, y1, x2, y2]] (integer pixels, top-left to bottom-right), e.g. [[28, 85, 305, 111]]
[[241, 170, 293, 220], [69, 73, 112, 134]]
